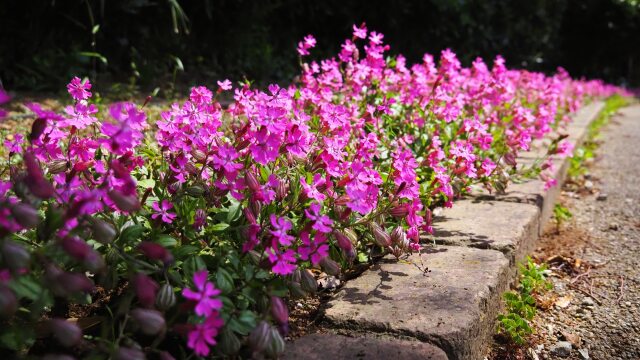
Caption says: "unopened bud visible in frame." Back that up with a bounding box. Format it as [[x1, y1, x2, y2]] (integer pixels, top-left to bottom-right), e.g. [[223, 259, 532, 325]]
[[389, 203, 409, 218], [155, 283, 176, 311], [191, 149, 207, 163], [249, 198, 262, 218], [276, 179, 288, 201], [133, 273, 158, 308], [245, 172, 261, 192], [390, 227, 406, 245], [0, 286, 17, 318], [47, 160, 69, 174], [185, 185, 205, 197], [91, 219, 116, 244], [219, 326, 242, 356], [131, 308, 166, 335], [504, 152, 517, 167], [113, 347, 145, 360], [270, 296, 288, 324], [243, 207, 257, 225], [2, 240, 30, 271], [184, 162, 199, 175], [30, 118, 48, 142], [320, 257, 341, 276], [369, 222, 391, 247], [108, 190, 141, 213], [289, 281, 306, 298], [24, 152, 54, 199], [138, 242, 173, 265], [333, 230, 353, 253], [248, 321, 271, 353], [266, 326, 285, 358], [49, 319, 82, 347], [300, 269, 317, 294]]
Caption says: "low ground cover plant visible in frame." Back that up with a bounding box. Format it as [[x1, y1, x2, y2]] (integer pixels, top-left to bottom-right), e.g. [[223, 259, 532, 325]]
[[0, 25, 629, 359]]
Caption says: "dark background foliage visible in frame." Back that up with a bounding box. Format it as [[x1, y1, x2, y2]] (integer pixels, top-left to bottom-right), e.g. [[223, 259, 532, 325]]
[[1, 0, 639, 93]]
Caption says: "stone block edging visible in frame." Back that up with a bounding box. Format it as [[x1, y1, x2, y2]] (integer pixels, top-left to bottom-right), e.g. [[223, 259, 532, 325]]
[[285, 101, 605, 360]]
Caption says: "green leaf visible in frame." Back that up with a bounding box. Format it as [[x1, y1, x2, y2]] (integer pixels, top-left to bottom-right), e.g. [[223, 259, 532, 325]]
[[228, 311, 257, 335], [156, 234, 178, 248], [226, 200, 242, 223], [216, 268, 235, 293], [119, 224, 145, 245], [78, 51, 108, 65], [138, 178, 156, 189], [173, 245, 199, 260], [9, 276, 42, 301], [183, 256, 206, 280], [0, 326, 35, 351], [210, 223, 230, 232], [92, 24, 100, 34]]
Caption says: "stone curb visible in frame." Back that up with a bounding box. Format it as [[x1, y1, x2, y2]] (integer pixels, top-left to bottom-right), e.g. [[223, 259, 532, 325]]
[[285, 102, 605, 360]]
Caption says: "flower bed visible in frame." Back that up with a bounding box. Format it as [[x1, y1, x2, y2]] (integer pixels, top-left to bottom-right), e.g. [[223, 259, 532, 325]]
[[0, 25, 628, 359]]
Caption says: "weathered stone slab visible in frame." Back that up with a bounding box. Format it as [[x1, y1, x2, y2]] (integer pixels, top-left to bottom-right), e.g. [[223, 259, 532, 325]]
[[428, 200, 539, 264], [323, 246, 510, 359], [284, 334, 448, 360]]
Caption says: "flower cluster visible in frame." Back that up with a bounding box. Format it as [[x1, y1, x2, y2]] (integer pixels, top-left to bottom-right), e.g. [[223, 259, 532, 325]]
[[0, 26, 629, 359]]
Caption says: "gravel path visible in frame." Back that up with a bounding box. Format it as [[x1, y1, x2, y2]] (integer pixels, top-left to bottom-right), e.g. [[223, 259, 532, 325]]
[[530, 104, 640, 359]]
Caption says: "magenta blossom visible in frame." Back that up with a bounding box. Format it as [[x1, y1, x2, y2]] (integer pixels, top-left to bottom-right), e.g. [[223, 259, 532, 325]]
[[269, 214, 294, 246], [187, 312, 224, 356], [152, 200, 177, 224], [182, 270, 223, 317], [217, 79, 232, 91], [66, 77, 92, 101], [267, 247, 297, 275]]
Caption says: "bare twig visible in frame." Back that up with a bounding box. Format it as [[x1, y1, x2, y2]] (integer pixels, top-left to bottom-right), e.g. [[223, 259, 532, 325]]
[[570, 267, 592, 284], [567, 282, 603, 305]]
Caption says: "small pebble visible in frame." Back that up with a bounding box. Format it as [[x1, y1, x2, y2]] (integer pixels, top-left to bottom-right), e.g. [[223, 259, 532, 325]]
[[578, 348, 590, 359], [550, 341, 572, 357], [596, 193, 608, 201]]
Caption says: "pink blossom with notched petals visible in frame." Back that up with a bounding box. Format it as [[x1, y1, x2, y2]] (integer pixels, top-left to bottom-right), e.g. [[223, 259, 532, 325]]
[[66, 77, 92, 101], [182, 270, 223, 317], [186, 312, 224, 356], [152, 200, 177, 224]]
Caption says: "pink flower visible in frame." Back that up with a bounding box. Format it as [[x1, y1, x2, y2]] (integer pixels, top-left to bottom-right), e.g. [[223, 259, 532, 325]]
[[300, 174, 327, 203], [182, 270, 223, 317], [211, 143, 243, 174], [353, 24, 367, 39], [298, 232, 329, 265], [3, 134, 24, 153], [190, 86, 213, 105], [297, 34, 316, 56], [267, 247, 297, 275], [217, 79, 232, 91], [152, 200, 177, 223], [66, 77, 92, 101], [269, 214, 294, 246], [187, 312, 224, 357], [304, 203, 333, 233], [0, 89, 10, 104]]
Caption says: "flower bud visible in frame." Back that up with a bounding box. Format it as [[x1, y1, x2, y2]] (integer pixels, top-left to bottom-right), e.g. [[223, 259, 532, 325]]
[[47, 159, 69, 174], [133, 273, 158, 308], [191, 149, 207, 163], [236, 139, 251, 151], [300, 269, 317, 294], [245, 172, 261, 193], [55, 272, 94, 295], [266, 326, 285, 358], [276, 179, 288, 201], [131, 308, 166, 335], [24, 152, 54, 199], [249, 196, 262, 216], [390, 227, 407, 245], [49, 319, 82, 347], [218, 326, 242, 356], [243, 207, 257, 225], [184, 162, 199, 175], [113, 346, 145, 360], [185, 185, 204, 197], [289, 281, 306, 299], [108, 190, 141, 213], [30, 118, 47, 142], [10, 203, 40, 228], [138, 242, 173, 265], [0, 286, 17, 318], [1, 240, 30, 271], [60, 236, 91, 261], [389, 203, 409, 218], [155, 283, 176, 311], [504, 152, 517, 167], [333, 230, 353, 253], [335, 194, 350, 206], [248, 321, 271, 353], [369, 222, 391, 247], [91, 219, 116, 244], [270, 296, 288, 324], [320, 257, 341, 276]]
